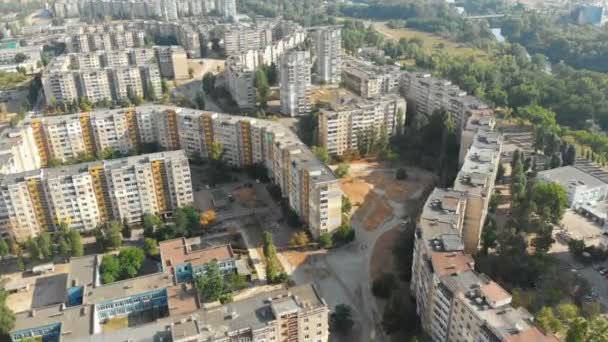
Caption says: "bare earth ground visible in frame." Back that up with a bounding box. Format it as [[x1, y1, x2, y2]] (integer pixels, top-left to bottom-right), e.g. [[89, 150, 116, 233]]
[[281, 161, 436, 341]]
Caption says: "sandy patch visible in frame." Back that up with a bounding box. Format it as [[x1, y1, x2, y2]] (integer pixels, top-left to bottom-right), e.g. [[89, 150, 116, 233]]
[[283, 251, 311, 269], [360, 192, 394, 231], [340, 176, 372, 208]]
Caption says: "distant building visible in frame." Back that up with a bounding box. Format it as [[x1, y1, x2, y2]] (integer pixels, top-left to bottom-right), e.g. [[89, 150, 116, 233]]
[[538, 165, 608, 208], [313, 27, 342, 84], [217, 0, 237, 19], [280, 50, 312, 117], [574, 4, 606, 26], [318, 94, 406, 156]]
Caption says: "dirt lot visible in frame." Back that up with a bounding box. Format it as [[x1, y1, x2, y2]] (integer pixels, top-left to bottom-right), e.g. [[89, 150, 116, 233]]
[[369, 224, 403, 279], [359, 192, 394, 231]]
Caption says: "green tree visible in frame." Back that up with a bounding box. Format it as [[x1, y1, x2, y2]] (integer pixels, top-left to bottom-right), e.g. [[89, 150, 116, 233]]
[[481, 217, 498, 255], [536, 307, 562, 334], [202, 72, 216, 94], [312, 146, 330, 164], [335, 163, 350, 178], [117, 247, 145, 279], [37, 233, 53, 261], [531, 181, 568, 224], [196, 260, 225, 302], [195, 90, 205, 110], [68, 229, 84, 257], [227, 273, 247, 291], [341, 195, 352, 215], [100, 254, 120, 284], [0, 289, 15, 335], [0, 238, 8, 260], [331, 304, 354, 335], [255, 69, 269, 108], [143, 238, 158, 256], [142, 213, 163, 237], [209, 141, 223, 161]]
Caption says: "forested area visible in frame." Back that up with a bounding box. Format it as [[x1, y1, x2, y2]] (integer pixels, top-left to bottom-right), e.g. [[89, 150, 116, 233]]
[[500, 12, 608, 73]]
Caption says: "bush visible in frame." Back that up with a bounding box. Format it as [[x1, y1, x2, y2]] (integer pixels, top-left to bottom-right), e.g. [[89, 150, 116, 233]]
[[319, 233, 333, 249], [333, 224, 355, 245], [335, 163, 350, 178], [143, 238, 158, 256], [372, 273, 398, 299], [396, 168, 408, 180]]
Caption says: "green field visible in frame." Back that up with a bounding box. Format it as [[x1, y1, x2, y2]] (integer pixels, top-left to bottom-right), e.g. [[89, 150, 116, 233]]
[[371, 22, 490, 61], [0, 70, 30, 90]]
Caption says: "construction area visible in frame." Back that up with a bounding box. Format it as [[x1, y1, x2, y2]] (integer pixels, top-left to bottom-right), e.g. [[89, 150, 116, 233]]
[[282, 161, 436, 342]]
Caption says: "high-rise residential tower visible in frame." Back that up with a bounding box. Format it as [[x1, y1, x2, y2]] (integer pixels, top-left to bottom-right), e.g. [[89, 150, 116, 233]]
[[313, 27, 342, 84], [280, 50, 312, 117]]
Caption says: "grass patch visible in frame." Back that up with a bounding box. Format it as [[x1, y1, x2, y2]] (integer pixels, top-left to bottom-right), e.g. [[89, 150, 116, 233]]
[[371, 22, 489, 61], [0, 70, 30, 90]]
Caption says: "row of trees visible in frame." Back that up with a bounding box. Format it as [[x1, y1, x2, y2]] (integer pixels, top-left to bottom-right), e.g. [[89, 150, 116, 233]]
[[262, 231, 289, 284], [24, 223, 84, 262]]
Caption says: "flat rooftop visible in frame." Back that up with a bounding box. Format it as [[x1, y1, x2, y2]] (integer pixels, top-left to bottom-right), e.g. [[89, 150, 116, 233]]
[[419, 188, 467, 246], [538, 165, 607, 189], [160, 237, 234, 265]]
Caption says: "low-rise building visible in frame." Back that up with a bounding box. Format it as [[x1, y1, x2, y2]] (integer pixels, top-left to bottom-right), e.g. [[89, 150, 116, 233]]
[[538, 165, 608, 208]]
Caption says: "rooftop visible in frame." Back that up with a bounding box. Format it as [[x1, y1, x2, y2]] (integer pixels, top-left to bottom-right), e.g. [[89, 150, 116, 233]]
[[418, 188, 467, 247], [430, 252, 474, 277], [538, 165, 607, 189], [159, 237, 235, 270]]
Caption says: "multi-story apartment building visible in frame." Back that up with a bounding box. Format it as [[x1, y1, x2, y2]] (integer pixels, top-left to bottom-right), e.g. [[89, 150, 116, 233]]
[[69, 46, 187, 80], [225, 57, 256, 110], [217, 0, 237, 19], [154, 46, 189, 79], [53, 0, 226, 20], [224, 22, 307, 110], [41, 71, 79, 104], [0, 105, 342, 240], [42, 54, 162, 106], [410, 189, 558, 342], [453, 129, 502, 253], [222, 25, 271, 55], [342, 55, 402, 98], [280, 50, 312, 117], [313, 26, 342, 84], [0, 150, 193, 240], [318, 94, 406, 156], [401, 72, 488, 135], [67, 30, 146, 53]]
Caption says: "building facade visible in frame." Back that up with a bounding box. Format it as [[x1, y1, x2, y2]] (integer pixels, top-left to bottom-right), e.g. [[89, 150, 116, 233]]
[[318, 94, 406, 156], [0, 105, 342, 241], [0, 150, 193, 241], [280, 50, 312, 117], [313, 27, 342, 84]]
